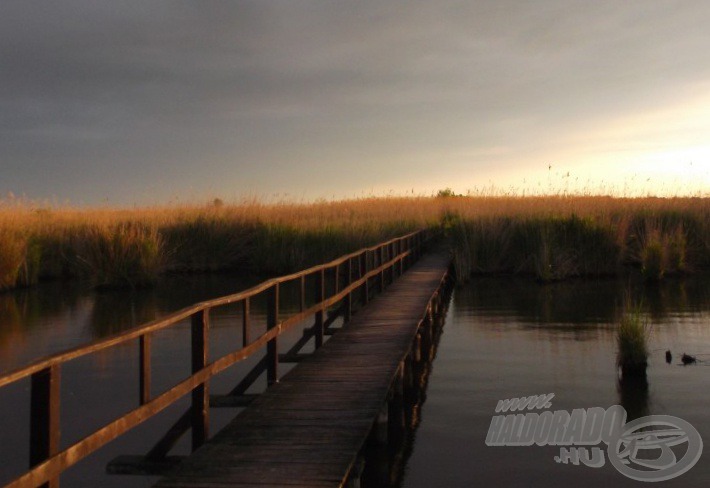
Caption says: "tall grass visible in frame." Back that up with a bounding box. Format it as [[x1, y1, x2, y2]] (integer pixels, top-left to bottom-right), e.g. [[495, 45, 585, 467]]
[[70, 223, 165, 289], [0, 228, 27, 290], [447, 196, 709, 282], [0, 195, 707, 290], [617, 299, 650, 378]]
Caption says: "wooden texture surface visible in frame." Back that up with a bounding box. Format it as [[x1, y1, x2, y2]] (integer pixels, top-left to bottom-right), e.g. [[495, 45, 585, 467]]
[[155, 252, 451, 488]]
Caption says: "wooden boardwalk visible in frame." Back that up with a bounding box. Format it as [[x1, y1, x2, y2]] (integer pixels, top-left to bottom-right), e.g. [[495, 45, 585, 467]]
[[154, 251, 452, 488]]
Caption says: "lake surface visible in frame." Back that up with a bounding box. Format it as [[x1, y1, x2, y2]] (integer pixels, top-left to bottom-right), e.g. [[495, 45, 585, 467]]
[[1, 274, 708, 487], [0, 273, 313, 487], [399, 276, 710, 487]]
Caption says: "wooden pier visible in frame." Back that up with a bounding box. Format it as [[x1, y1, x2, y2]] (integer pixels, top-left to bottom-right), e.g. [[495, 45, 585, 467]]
[[155, 251, 451, 488], [0, 230, 452, 488]]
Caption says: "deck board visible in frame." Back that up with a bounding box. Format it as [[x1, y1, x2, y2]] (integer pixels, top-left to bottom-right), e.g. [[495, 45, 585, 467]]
[[155, 252, 450, 488]]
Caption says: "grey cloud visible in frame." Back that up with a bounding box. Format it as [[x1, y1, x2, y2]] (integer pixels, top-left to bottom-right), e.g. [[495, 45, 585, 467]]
[[2, 0, 709, 202]]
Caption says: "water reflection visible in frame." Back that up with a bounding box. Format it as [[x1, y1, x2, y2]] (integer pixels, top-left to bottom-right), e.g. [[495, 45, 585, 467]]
[[1, 272, 709, 487], [0, 270, 325, 487], [617, 374, 650, 421], [89, 290, 161, 338], [0, 273, 271, 373], [400, 274, 710, 488]]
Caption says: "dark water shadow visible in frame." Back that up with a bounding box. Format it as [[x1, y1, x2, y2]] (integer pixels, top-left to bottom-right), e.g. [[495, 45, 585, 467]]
[[617, 373, 650, 421], [358, 285, 454, 488]]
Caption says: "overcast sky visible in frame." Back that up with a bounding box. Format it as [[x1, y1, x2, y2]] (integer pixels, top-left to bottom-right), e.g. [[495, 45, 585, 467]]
[[1, 1, 709, 205]]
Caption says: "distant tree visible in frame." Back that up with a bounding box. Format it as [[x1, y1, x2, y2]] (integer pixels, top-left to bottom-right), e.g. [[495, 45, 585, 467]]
[[436, 188, 456, 198]]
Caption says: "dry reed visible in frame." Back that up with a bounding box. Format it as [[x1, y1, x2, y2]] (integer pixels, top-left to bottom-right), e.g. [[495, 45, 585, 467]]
[[0, 194, 707, 289]]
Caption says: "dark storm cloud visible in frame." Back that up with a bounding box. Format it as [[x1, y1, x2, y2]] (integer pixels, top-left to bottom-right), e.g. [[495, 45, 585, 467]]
[[1, 1, 709, 202]]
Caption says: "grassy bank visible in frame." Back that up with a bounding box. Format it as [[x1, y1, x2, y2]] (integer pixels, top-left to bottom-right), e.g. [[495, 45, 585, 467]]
[[1, 195, 708, 290]]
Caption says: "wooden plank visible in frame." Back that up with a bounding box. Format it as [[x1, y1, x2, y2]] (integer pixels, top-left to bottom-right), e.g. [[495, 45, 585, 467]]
[[155, 252, 450, 488]]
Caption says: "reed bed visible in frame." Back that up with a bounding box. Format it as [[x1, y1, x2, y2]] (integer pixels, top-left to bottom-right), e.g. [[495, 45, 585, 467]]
[[0, 194, 708, 290]]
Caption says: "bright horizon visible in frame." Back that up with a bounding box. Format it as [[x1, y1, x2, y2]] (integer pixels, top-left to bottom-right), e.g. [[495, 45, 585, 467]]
[[1, 1, 709, 205]]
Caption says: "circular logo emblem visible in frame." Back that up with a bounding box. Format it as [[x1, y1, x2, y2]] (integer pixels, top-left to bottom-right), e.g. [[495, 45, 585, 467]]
[[607, 415, 703, 482]]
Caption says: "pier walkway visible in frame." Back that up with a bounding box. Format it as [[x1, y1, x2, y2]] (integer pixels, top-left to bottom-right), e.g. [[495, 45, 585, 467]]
[[0, 231, 452, 488], [155, 251, 451, 488]]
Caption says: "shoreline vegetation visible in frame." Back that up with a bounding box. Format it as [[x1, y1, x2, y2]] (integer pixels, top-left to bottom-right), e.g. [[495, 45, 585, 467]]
[[1, 194, 708, 291]]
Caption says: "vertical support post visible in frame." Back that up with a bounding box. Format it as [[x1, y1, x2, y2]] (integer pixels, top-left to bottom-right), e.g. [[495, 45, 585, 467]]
[[139, 334, 151, 405], [392, 241, 398, 278], [242, 297, 250, 347], [344, 258, 352, 323], [406, 236, 413, 268], [388, 362, 405, 446], [360, 253, 369, 305], [191, 309, 209, 451], [379, 246, 385, 292], [412, 233, 417, 261], [388, 242, 395, 284], [299, 275, 306, 312], [266, 284, 279, 385], [30, 364, 60, 488], [414, 333, 422, 363], [400, 240, 405, 276], [314, 269, 325, 349]]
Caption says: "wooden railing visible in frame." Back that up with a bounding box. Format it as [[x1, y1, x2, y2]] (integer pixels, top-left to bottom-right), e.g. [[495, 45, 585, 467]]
[[0, 230, 427, 488]]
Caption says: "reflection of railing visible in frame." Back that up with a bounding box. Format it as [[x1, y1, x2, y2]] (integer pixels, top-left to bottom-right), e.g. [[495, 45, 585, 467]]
[[0, 230, 427, 488]]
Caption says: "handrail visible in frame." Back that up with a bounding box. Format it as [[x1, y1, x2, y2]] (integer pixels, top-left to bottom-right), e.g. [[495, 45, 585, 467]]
[[0, 230, 421, 388], [0, 229, 427, 488]]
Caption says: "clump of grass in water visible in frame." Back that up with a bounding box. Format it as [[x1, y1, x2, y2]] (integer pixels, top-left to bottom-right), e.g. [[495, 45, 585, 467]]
[[617, 299, 650, 378]]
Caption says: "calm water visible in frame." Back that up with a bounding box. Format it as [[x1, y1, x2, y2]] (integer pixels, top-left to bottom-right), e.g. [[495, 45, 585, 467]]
[[1, 274, 708, 487], [400, 276, 710, 487], [0, 273, 317, 487]]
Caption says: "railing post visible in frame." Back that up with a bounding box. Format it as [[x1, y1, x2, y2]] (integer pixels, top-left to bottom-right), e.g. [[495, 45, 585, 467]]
[[314, 269, 325, 348], [406, 236, 413, 268], [360, 253, 369, 305], [397, 239, 404, 276], [191, 309, 209, 451], [266, 284, 279, 385], [344, 258, 352, 323], [30, 364, 60, 488], [139, 334, 151, 405], [379, 246, 386, 292], [387, 242, 395, 283], [392, 241, 399, 278], [300, 275, 306, 312], [242, 297, 250, 347]]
